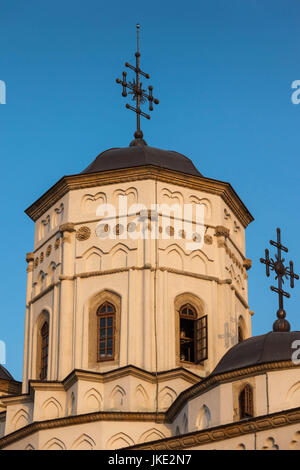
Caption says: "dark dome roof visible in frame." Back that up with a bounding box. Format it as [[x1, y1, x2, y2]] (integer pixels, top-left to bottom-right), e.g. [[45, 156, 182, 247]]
[[81, 145, 202, 177], [0, 365, 14, 381], [212, 331, 300, 376]]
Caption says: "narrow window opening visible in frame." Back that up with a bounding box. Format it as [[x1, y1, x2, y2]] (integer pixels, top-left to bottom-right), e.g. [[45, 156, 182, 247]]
[[97, 302, 115, 362], [179, 304, 208, 364], [239, 384, 254, 419], [40, 321, 49, 381]]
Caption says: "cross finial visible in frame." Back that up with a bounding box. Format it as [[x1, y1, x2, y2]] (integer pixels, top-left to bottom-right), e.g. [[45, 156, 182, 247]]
[[260, 227, 299, 332], [116, 24, 159, 146]]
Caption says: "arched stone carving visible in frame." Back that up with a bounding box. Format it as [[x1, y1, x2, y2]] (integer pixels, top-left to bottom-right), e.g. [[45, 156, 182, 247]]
[[286, 382, 300, 408], [162, 244, 185, 270], [261, 437, 279, 450], [86, 252, 102, 272], [159, 386, 177, 411], [168, 248, 184, 271], [161, 188, 184, 206], [84, 388, 103, 412], [47, 261, 57, 286], [80, 246, 104, 273], [81, 192, 107, 215], [138, 428, 166, 443], [43, 437, 66, 450], [106, 432, 134, 450], [71, 433, 96, 450], [190, 253, 207, 274], [113, 187, 138, 209], [189, 195, 212, 220], [37, 270, 47, 293], [135, 384, 149, 411], [12, 408, 29, 431], [112, 248, 128, 269], [53, 203, 64, 227], [25, 444, 35, 450], [110, 385, 126, 410], [196, 405, 211, 430], [42, 397, 63, 420]]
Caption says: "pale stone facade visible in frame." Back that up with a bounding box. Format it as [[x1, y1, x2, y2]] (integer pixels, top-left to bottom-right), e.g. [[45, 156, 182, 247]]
[[0, 146, 299, 450]]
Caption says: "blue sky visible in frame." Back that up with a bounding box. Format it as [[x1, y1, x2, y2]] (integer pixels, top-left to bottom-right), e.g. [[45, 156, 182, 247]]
[[0, 0, 299, 380]]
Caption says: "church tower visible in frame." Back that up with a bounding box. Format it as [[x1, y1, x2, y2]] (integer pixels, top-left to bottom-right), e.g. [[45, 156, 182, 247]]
[[21, 27, 253, 412], [3, 26, 300, 453]]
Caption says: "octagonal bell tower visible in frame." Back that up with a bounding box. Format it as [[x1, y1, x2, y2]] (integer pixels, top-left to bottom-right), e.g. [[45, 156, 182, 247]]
[[22, 27, 254, 404]]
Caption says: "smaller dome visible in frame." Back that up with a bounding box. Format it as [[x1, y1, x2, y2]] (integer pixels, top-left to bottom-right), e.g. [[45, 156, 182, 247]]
[[81, 145, 202, 177], [212, 331, 300, 376], [0, 365, 14, 381]]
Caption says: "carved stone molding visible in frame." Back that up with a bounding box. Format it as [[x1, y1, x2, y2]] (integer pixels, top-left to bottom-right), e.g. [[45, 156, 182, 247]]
[[25, 167, 254, 228], [26, 252, 34, 263], [243, 258, 252, 271], [46, 245, 52, 257], [215, 225, 230, 238], [59, 223, 75, 233], [128, 406, 300, 450]]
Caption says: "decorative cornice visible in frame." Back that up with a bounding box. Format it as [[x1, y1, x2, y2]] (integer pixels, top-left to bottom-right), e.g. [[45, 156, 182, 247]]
[[0, 379, 22, 397], [0, 411, 166, 449], [1, 396, 300, 450], [166, 360, 299, 422], [126, 406, 300, 450], [50, 365, 200, 391], [25, 166, 254, 228], [0, 395, 33, 406], [28, 266, 234, 306]]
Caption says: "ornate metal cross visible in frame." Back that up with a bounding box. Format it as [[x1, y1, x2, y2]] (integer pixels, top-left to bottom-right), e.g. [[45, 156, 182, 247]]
[[260, 227, 299, 332], [116, 24, 159, 146]]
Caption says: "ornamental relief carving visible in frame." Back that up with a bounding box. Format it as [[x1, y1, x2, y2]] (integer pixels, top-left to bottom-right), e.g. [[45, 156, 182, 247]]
[[81, 192, 107, 215], [76, 226, 91, 241]]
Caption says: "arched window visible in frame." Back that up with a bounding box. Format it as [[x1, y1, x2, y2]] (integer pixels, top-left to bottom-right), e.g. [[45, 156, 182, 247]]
[[179, 304, 208, 364], [239, 384, 254, 419], [40, 321, 49, 380], [97, 302, 115, 362]]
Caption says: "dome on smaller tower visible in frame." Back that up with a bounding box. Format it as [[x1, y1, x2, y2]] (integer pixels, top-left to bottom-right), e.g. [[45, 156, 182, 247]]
[[0, 365, 14, 381], [81, 145, 202, 177], [211, 331, 300, 376]]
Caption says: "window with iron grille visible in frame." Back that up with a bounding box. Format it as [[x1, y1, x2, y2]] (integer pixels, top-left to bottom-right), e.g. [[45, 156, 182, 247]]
[[97, 302, 115, 362], [239, 384, 254, 419], [40, 321, 49, 381], [179, 304, 208, 364]]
